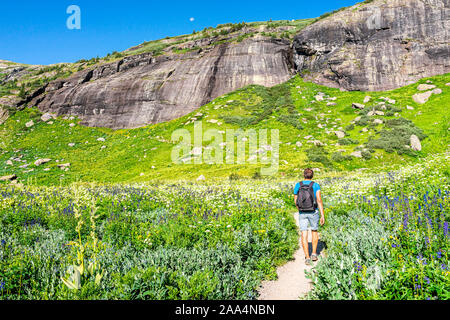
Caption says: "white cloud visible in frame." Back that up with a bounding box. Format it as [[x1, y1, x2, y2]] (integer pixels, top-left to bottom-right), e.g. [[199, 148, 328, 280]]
[[190, 17, 195, 22]]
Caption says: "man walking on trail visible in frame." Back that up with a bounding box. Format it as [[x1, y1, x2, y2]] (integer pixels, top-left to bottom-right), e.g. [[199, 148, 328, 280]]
[[294, 168, 325, 266]]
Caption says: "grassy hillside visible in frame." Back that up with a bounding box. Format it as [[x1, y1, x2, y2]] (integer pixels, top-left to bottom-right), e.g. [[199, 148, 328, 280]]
[[0, 73, 449, 185]]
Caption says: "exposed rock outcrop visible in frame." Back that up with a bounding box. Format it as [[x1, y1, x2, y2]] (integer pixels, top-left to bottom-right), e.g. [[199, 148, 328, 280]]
[[23, 37, 294, 129], [292, 0, 450, 91]]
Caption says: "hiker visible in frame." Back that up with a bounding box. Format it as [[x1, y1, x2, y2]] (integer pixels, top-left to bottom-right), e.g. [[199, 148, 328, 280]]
[[294, 168, 325, 266]]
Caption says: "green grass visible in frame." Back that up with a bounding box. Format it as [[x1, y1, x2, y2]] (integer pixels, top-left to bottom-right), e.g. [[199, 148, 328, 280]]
[[0, 73, 449, 185]]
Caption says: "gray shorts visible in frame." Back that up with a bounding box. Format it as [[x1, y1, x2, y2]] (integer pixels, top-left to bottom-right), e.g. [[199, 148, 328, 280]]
[[298, 211, 320, 231]]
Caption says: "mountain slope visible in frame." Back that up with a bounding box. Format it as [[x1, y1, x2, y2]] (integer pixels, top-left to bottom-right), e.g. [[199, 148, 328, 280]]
[[293, 0, 450, 91], [8, 20, 313, 130], [1, 73, 448, 185]]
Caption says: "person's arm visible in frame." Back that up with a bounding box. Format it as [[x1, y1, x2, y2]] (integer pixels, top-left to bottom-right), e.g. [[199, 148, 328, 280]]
[[316, 190, 325, 225], [294, 195, 299, 210]]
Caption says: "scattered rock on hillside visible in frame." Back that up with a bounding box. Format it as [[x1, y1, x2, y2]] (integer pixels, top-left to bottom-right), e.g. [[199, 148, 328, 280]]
[[0, 107, 9, 125], [97, 137, 106, 142], [68, 143, 75, 147], [363, 96, 371, 103], [352, 103, 365, 110], [351, 151, 362, 158], [34, 158, 51, 166], [373, 119, 383, 125], [375, 111, 385, 116], [412, 91, 433, 104], [417, 84, 436, 91], [432, 88, 442, 95], [41, 113, 56, 122], [327, 102, 336, 106], [446, 83, 450, 86], [196, 175, 206, 182], [314, 95, 324, 102], [296, 141, 303, 148], [57, 163, 71, 169], [407, 105, 414, 110], [0, 174, 17, 181], [25, 120, 34, 128], [410, 135, 422, 151], [334, 131, 346, 139], [6, 160, 13, 166]]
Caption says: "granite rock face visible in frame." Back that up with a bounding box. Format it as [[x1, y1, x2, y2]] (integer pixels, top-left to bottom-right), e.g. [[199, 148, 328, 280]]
[[292, 0, 450, 91], [25, 37, 294, 129]]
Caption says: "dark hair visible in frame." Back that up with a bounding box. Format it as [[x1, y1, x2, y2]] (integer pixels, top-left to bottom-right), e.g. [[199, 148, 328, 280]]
[[304, 168, 314, 179]]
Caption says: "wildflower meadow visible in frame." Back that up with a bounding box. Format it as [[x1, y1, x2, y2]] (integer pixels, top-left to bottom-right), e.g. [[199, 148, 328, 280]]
[[0, 153, 448, 300]]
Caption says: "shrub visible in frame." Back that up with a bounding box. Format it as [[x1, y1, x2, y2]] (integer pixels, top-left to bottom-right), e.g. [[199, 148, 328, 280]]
[[367, 117, 427, 155], [306, 146, 331, 166], [277, 114, 303, 130], [361, 150, 373, 160], [331, 152, 352, 162], [345, 124, 355, 131], [338, 138, 359, 145]]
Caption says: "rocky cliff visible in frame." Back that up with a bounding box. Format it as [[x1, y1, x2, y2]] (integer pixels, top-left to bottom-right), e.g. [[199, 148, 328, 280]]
[[24, 36, 294, 129], [292, 0, 450, 91]]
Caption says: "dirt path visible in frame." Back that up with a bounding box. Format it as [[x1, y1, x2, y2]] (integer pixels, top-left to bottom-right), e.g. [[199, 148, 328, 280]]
[[257, 212, 322, 300]]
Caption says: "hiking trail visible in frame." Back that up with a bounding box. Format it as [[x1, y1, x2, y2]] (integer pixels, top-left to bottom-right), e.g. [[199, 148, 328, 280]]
[[257, 212, 324, 300]]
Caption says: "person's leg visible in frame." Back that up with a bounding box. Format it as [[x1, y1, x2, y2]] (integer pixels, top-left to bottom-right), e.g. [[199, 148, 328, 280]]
[[301, 230, 309, 259], [298, 214, 309, 259], [311, 230, 319, 255], [310, 211, 320, 260]]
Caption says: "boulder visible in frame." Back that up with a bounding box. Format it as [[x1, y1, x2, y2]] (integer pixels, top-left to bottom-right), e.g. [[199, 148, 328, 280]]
[[57, 163, 71, 169], [373, 119, 383, 125], [0, 174, 17, 181], [41, 113, 55, 122], [314, 95, 324, 102], [412, 91, 433, 104], [417, 84, 436, 91], [34, 158, 51, 166], [352, 103, 365, 110], [0, 107, 9, 125], [363, 96, 371, 104], [432, 88, 442, 95], [410, 135, 422, 151], [334, 131, 346, 139], [351, 151, 362, 158], [25, 120, 34, 128]]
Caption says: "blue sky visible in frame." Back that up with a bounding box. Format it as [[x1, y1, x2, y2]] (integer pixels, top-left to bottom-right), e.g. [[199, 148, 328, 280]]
[[0, 0, 361, 65]]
